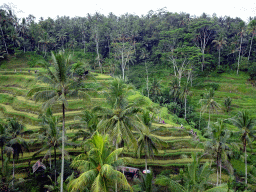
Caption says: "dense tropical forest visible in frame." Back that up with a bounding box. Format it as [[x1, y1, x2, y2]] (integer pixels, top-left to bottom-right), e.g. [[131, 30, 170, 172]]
[[1, 2, 256, 192]]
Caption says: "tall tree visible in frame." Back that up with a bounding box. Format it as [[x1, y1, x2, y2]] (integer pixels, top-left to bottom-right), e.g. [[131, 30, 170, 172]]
[[33, 108, 63, 184], [237, 21, 246, 75], [135, 110, 163, 172], [229, 111, 256, 185], [190, 19, 215, 71], [204, 119, 233, 186], [27, 51, 89, 192], [212, 33, 227, 67], [247, 19, 256, 60], [199, 88, 220, 128]]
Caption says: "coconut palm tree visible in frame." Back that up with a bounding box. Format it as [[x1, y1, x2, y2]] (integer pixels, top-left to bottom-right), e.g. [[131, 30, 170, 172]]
[[94, 78, 143, 149], [4, 118, 29, 188], [71, 110, 98, 142], [57, 31, 67, 51], [247, 19, 256, 60], [27, 51, 90, 192], [94, 78, 144, 192], [229, 111, 256, 185], [179, 83, 192, 120], [149, 79, 162, 101], [224, 97, 232, 114], [199, 88, 220, 128], [68, 132, 133, 192], [204, 119, 233, 186], [237, 21, 246, 75], [33, 108, 64, 184], [169, 77, 180, 102], [212, 33, 227, 67], [135, 110, 163, 172]]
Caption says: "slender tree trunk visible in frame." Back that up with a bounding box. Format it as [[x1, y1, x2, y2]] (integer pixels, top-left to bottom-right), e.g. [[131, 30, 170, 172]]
[[248, 33, 255, 60], [217, 153, 219, 186], [145, 155, 148, 172], [218, 49, 221, 67], [217, 167, 219, 186], [245, 145, 247, 185], [12, 158, 14, 188], [54, 146, 57, 184], [1, 145, 3, 170], [184, 96, 187, 120], [237, 36, 243, 75], [145, 61, 149, 98], [115, 140, 118, 192], [60, 103, 65, 192], [208, 110, 210, 128], [95, 36, 102, 74], [121, 44, 125, 80], [202, 47, 205, 71], [220, 158, 222, 185]]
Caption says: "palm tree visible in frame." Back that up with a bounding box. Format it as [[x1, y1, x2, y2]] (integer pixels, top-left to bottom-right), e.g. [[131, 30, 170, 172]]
[[94, 78, 144, 192], [4, 118, 29, 187], [199, 88, 220, 128], [68, 132, 133, 192], [237, 21, 246, 75], [169, 78, 180, 102], [71, 110, 98, 142], [135, 110, 162, 172], [247, 19, 256, 60], [179, 83, 192, 120], [204, 119, 233, 186], [229, 111, 256, 185], [57, 31, 67, 51], [94, 78, 143, 149], [33, 108, 63, 184], [224, 97, 232, 114], [212, 33, 227, 67], [149, 79, 162, 102], [27, 51, 89, 192]]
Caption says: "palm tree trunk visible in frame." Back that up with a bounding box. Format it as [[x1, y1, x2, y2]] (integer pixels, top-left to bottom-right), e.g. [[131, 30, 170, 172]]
[[208, 110, 211, 128], [248, 33, 254, 60], [218, 49, 221, 67], [54, 146, 57, 184], [184, 96, 187, 120], [145, 61, 149, 98], [237, 36, 243, 75], [115, 140, 118, 192], [1, 145, 3, 170], [12, 158, 15, 188], [245, 145, 247, 185], [217, 155, 219, 186], [60, 103, 65, 192], [145, 157, 148, 173], [220, 158, 222, 185]]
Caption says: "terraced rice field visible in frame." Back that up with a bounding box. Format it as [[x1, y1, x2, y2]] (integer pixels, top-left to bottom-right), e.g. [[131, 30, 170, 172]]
[[0, 67, 206, 171]]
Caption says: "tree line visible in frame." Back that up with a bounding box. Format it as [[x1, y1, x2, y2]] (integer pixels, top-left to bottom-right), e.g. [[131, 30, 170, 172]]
[[1, 4, 256, 78]]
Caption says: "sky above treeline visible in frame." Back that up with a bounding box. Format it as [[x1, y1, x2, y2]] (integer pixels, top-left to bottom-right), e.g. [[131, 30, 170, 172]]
[[4, 0, 256, 22]]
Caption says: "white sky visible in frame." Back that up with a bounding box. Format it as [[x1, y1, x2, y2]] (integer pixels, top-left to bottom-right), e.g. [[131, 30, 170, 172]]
[[4, 0, 256, 23]]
